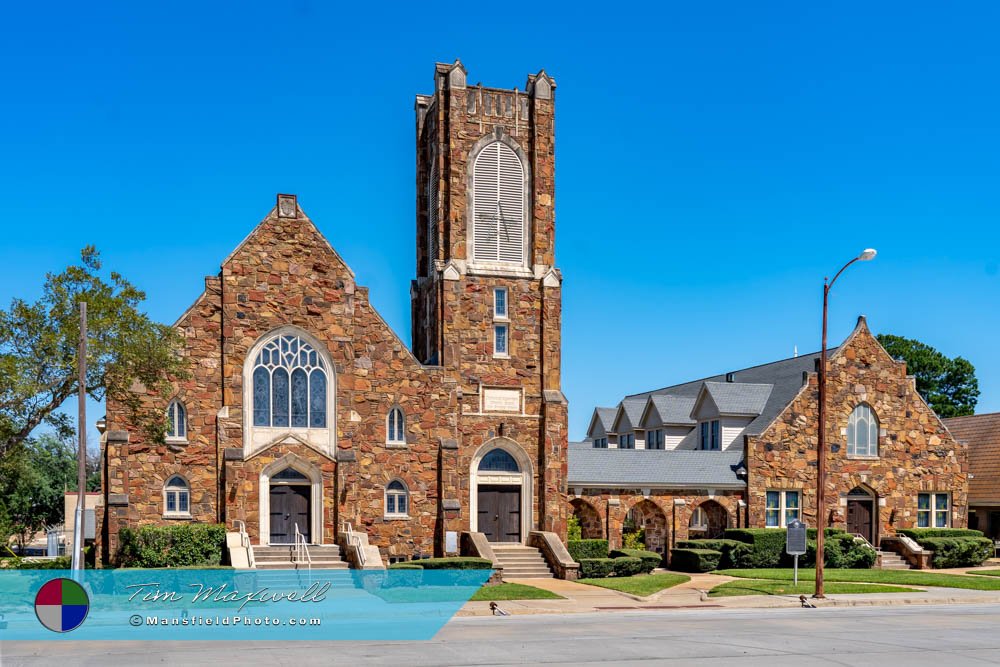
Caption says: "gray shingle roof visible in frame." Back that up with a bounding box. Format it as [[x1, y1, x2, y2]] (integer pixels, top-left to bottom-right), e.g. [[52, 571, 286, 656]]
[[589, 407, 617, 436], [650, 395, 697, 425], [567, 444, 745, 488], [626, 350, 831, 436], [701, 382, 773, 416], [614, 398, 646, 432]]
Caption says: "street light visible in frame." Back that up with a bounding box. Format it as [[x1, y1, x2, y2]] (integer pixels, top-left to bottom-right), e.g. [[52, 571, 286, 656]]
[[814, 248, 876, 598]]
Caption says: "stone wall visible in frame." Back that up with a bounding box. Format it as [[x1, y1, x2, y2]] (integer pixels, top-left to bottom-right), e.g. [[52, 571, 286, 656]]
[[747, 317, 968, 540]]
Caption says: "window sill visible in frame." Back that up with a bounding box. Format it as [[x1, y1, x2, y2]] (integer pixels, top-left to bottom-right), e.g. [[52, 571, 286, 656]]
[[163, 514, 193, 521], [846, 455, 880, 461], [383, 515, 411, 521], [492, 354, 511, 360], [165, 438, 188, 445], [385, 442, 408, 449]]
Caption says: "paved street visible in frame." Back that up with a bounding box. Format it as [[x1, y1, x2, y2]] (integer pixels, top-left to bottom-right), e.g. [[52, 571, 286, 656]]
[[5, 604, 1000, 666]]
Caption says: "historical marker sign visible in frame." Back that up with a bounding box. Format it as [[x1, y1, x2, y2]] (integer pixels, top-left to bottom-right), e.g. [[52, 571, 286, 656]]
[[786, 519, 807, 556]]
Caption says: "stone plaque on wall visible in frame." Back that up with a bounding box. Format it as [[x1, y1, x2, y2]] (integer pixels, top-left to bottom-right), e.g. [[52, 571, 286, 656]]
[[482, 387, 521, 413]]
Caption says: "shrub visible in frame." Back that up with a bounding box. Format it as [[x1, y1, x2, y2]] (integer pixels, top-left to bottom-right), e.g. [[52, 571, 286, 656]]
[[388, 562, 424, 569], [802, 533, 876, 568], [3, 556, 73, 570], [622, 529, 645, 550], [415, 557, 493, 570], [676, 539, 752, 569], [567, 539, 608, 562], [723, 528, 845, 568], [670, 548, 721, 573], [612, 556, 644, 577], [917, 537, 993, 568], [898, 528, 985, 539], [117, 524, 226, 568], [610, 549, 662, 574], [579, 558, 616, 578], [567, 515, 582, 541]]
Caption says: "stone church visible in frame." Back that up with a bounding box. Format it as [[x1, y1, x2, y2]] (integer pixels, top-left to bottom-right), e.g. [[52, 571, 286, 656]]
[[98, 61, 568, 566]]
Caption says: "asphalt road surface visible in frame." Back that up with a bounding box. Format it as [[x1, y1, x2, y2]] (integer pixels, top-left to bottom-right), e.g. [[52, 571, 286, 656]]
[[4, 604, 1000, 666]]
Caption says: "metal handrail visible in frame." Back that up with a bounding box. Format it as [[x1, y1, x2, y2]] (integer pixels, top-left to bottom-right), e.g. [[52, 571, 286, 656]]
[[234, 520, 255, 569], [294, 524, 312, 570], [345, 522, 365, 568]]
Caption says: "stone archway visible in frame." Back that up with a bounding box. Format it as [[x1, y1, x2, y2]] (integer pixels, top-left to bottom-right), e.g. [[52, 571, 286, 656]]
[[689, 500, 729, 539], [625, 500, 668, 555], [570, 499, 604, 540]]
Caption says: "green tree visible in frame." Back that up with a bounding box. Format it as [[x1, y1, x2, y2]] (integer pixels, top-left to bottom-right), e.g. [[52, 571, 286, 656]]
[[0, 247, 187, 458], [0, 434, 77, 552], [877, 334, 979, 418]]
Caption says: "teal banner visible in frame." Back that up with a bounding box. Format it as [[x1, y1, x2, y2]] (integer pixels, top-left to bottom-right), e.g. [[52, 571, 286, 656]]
[[0, 569, 490, 640]]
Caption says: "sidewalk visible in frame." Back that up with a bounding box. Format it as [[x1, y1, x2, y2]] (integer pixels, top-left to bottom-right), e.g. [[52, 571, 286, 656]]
[[458, 570, 1000, 616]]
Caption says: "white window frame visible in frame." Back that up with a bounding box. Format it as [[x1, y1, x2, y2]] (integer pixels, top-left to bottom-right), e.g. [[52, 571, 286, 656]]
[[847, 403, 880, 457], [386, 407, 406, 446], [493, 323, 510, 358], [166, 399, 187, 443], [470, 139, 528, 268], [765, 490, 800, 528], [917, 492, 950, 528], [384, 479, 410, 519], [493, 287, 509, 321], [163, 475, 191, 517], [699, 420, 721, 451]]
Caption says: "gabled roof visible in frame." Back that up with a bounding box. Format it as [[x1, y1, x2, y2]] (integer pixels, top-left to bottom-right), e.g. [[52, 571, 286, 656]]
[[695, 382, 773, 418], [642, 395, 697, 427], [567, 442, 745, 488], [587, 407, 617, 438], [611, 398, 646, 434], [944, 412, 1000, 504]]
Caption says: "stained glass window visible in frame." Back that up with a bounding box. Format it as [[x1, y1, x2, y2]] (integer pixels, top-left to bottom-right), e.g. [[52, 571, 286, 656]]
[[387, 407, 405, 444], [847, 404, 879, 457], [251, 334, 328, 429], [479, 448, 519, 473], [166, 400, 187, 440]]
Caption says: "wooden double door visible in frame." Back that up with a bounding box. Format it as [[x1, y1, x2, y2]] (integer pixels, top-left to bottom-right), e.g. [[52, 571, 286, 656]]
[[846, 498, 874, 544], [477, 485, 521, 542], [269, 484, 310, 544]]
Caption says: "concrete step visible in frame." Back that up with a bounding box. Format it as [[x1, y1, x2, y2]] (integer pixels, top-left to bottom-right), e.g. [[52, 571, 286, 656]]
[[491, 544, 553, 580]]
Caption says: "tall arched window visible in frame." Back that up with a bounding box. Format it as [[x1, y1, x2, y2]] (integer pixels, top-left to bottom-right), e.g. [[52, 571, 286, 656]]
[[472, 141, 525, 265], [385, 480, 409, 518], [847, 403, 879, 457], [252, 334, 328, 428], [386, 407, 405, 445], [166, 400, 187, 441], [164, 476, 190, 516], [478, 448, 520, 473]]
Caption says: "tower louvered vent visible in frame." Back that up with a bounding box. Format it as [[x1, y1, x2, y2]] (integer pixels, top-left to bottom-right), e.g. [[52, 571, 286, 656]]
[[473, 141, 524, 265], [427, 153, 439, 268]]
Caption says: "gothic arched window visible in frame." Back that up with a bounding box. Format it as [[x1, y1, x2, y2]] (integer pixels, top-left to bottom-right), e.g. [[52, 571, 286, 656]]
[[166, 400, 187, 441], [471, 141, 525, 265], [847, 403, 879, 457], [478, 448, 520, 473], [387, 407, 405, 445], [385, 479, 409, 518], [164, 475, 190, 516], [251, 334, 328, 429]]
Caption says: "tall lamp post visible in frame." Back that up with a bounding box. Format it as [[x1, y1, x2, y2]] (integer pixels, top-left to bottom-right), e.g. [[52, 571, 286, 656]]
[[814, 248, 876, 598]]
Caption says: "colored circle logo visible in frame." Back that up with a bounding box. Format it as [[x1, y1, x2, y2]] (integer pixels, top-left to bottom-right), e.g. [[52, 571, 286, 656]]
[[34, 578, 90, 633]]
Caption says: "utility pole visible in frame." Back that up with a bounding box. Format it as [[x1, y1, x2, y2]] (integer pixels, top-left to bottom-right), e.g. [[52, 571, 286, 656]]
[[72, 302, 87, 571]]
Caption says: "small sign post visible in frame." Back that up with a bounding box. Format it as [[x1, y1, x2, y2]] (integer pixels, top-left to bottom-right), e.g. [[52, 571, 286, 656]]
[[786, 519, 808, 586]]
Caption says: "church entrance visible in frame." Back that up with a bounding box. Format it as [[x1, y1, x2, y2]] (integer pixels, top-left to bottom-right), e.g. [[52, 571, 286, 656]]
[[846, 486, 875, 544], [477, 485, 521, 542], [268, 468, 311, 544]]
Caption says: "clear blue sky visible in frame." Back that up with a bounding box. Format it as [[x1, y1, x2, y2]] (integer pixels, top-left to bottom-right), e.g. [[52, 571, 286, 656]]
[[2, 2, 997, 442]]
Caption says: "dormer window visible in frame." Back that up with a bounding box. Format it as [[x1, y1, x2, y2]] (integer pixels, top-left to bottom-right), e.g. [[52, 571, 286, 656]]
[[699, 420, 720, 451], [618, 433, 635, 449], [593, 437, 608, 448], [647, 429, 664, 450]]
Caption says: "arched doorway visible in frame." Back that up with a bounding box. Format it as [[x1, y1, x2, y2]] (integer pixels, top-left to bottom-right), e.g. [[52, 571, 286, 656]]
[[624, 500, 668, 555], [570, 498, 604, 540], [259, 455, 323, 545], [689, 500, 729, 539], [471, 439, 532, 543], [846, 486, 876, 544]]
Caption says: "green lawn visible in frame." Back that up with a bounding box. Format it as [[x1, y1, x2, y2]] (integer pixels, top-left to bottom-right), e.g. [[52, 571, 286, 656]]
[[470, 583, 563, 601], [579, 573, 690, 597], [967, 569, 1000, 578], [716, 568, 1000, 590], [710, 579, 920, 597]]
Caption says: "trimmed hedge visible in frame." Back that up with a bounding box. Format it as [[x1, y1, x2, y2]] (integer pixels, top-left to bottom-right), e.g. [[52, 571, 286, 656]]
[[915, 537, 993, 568], [898, 528, 985, 539], [610, 549, 662, 574], [414, 557, 493, 570], [670, 548, 721, 573], [723, 528, 847, 568], [579, 558, 616, 578], [568, 539, 608, 562], [387, 562, 424, 569], [676, 539, 752, 569], [612, 556, 644, 577], [117, 524, 226, 568], [804, 533, 877, 569]]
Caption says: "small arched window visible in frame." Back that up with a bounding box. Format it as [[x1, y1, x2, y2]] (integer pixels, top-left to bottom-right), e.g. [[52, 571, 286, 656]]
[[847, 403, 879, 457], [251, 334, 328, 429], [387, 407, 405, 445], [166, 400, 187, 441], [478, 448, 519, 473], [471, 141, 525, 265], [385, 480, 409, 518], [164, 476, 190, 516]]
